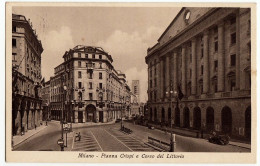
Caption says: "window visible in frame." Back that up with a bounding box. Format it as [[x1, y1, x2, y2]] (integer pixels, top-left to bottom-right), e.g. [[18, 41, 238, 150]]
[[230, 17, 236, 25], [78, 71, 82, 78], [99, 63, 102, 69], [231, 54, 236, 66], [150, 69, 152, 77], [12, 53, 17, 62], [190, 69, 192, 78], [201, 48, 203, 58], [85, 54, 88, 58], [92, 54, 95, 59], [154, 91, 157, 101], [214, 81, 218, 93], [88, 72, 93, 79], [99, 72, 102, 79], [78, 53, 81, 58], [99, 83, 103, 89], [134, 86, 137, 94], [99, 55, 102, 59], [12, 39, 16, 47], [214, 60, 218, 72], [201, 66, 203, 75], [154, 66, 157, 75], [78, 61, 81, 67], [78, 92, 82, 101], [231, 33, 236, 45], [78, 82, 82, 88], [150, 80, 152, 88], [231, 79, 236, 91], [154, 78, 157, 87], [89, 93, 93, 100], [214, 26, 218, 34], [12, 26, 17, 32], [214, 41, 218, 52], [89, 82, 93, 89]]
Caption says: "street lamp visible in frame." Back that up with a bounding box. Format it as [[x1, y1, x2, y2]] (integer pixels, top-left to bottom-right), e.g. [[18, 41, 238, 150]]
[[165, 80, 176, 152]]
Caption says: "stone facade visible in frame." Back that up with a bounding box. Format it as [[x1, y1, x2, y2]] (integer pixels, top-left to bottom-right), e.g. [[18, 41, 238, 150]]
[[12, 14, 44, 135], [49, 45, 131, 123], [42, 80, 50, 120], [145, 8, 251, 138]]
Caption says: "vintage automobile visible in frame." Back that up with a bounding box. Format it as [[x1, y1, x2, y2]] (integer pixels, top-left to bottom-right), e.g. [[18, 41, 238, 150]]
[[208, 131, 230, 145]]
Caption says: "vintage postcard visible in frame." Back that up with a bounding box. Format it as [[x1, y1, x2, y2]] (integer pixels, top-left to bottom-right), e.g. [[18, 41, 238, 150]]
[[6, 2, 257, 163]]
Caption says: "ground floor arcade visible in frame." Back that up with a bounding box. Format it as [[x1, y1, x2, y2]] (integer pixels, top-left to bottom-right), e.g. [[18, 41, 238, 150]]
[[148, 97, 251, 139], [50, 103, 124, 123], [12, 95, 43, 136]]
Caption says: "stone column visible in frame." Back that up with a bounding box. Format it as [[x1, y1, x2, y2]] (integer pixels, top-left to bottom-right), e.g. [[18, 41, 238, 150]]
[[74, 110, 78, 123], [160, 58, 164, 99], [236, 11, 240, 90], [173, 51, 178, 91], [165, 55, 170, 92], [191, 38, 197, 95], [181, 46, 186, 95], [156, 59, 160, 101], [83, 110, 86, 122], [203, 30, 210, 93], [217, 21, 225, 92]]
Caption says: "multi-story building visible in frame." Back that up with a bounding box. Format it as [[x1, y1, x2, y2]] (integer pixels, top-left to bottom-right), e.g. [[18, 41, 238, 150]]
[[145, 8, 251, 138], [49, 45, 131, 123], [12, 14, 44, 135], [42, 80, 50, 121], [131, 80, 140, 103]]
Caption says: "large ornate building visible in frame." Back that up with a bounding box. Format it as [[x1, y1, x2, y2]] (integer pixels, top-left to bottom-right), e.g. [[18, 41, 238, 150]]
[[12, 14, 44, 135], [49, 45, 131, 123], [145, 8, 251, 138]]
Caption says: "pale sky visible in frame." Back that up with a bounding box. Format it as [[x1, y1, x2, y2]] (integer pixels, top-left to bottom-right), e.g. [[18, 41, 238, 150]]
[[13, 6, 181, 102]]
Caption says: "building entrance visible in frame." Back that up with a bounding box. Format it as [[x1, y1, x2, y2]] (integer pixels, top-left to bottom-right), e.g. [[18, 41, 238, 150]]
[[78, 111, 83, 123], [221, 106, 232, 134], [206, 107, 214, 131], [183, 107, 190, 128], [99, 111, 103, 122], [193, 107, 201, 130], [86, 104, 96, 122]]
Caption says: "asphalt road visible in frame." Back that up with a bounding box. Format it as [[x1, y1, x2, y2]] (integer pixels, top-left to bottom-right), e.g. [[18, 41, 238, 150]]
[[13, 121, 250, 152]]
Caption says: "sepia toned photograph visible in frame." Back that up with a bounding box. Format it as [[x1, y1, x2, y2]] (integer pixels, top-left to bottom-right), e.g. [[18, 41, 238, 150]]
[[6, 2, 257, 163]]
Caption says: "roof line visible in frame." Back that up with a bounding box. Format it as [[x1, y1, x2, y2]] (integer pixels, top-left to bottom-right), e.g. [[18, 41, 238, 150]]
[[157, 7, 184, 42]]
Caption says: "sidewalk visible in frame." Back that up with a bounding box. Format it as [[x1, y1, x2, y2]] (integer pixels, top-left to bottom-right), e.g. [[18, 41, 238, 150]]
[[144, 122, 251, 150], [12, 124, 48, 147]]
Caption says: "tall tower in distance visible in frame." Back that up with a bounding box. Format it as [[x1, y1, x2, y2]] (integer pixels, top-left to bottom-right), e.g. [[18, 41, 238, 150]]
[[131, 80, 140, 104]]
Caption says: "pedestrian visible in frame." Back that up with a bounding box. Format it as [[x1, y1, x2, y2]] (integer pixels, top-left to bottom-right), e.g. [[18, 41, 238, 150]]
[[46, 121, 48, 126], [35, 124, 37, 130]]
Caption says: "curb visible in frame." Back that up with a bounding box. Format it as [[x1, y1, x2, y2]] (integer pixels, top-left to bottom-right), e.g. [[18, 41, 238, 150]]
[[228, 142, 251, 150], [13, 126, 48, 147]]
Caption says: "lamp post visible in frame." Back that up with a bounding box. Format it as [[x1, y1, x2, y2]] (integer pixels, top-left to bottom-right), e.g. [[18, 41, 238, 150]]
[[59, 72, 67, 151], [165, 80, 176, 152]]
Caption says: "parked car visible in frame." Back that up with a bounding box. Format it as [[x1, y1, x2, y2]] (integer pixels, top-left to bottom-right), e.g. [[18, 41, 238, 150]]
[[208, 131, 230, 145], [115, 119, 122, 123]]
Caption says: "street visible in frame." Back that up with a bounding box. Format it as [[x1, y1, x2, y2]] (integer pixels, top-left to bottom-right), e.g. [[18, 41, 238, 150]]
[[13, 121, 250, 152]]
